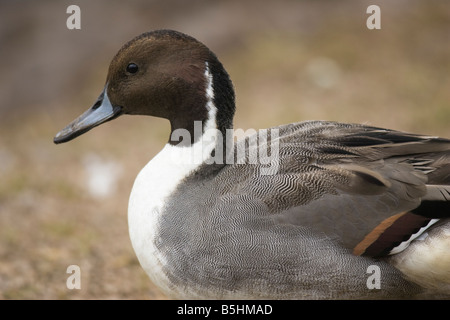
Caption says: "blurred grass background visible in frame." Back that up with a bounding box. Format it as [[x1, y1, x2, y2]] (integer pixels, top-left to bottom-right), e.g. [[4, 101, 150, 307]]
[[0, 0, 449, 299]]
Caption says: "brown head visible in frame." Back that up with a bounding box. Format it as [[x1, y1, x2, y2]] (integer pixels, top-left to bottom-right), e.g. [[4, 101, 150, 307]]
[[54, 30, 235, 145]]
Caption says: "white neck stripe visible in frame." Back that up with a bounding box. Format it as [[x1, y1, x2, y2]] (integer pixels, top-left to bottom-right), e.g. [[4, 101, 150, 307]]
[[204, 61, 218, 132]]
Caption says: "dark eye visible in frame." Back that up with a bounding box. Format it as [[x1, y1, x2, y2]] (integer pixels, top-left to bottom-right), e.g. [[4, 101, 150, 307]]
[[126, 63, 139, 74]]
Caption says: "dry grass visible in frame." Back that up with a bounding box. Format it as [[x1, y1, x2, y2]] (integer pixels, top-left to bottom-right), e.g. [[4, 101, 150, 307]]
[[1, 0, 449, 299]]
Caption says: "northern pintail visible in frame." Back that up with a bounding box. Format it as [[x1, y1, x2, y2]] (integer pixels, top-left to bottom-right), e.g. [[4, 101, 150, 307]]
[[55, 30, 450, 299]]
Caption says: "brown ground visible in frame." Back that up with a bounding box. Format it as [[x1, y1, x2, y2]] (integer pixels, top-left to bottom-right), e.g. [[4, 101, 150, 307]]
[[1, 0, 449, 299]]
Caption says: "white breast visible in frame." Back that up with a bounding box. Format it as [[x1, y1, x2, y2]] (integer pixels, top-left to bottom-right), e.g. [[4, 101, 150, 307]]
[[127, 143, 201, 293], [127, 62, 218, 295]]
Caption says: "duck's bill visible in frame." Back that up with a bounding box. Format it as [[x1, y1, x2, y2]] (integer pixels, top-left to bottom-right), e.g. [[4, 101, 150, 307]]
[[54, 88, 122, 144]]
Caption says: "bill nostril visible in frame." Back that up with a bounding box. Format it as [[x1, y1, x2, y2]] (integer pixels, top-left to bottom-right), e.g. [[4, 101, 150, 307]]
[[92, 90, 106, 110], [92, 99, 103, 110]]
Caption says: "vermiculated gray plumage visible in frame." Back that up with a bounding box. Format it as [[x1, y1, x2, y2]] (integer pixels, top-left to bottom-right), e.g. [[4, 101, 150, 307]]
[[156, 121, 450, 299]]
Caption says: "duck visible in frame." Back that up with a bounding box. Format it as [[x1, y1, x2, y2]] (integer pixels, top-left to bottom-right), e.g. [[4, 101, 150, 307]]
[[54, 29, 450, 299]]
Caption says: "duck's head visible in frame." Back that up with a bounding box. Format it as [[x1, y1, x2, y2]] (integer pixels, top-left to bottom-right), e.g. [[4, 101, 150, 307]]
[[54, 30, 235, 145]]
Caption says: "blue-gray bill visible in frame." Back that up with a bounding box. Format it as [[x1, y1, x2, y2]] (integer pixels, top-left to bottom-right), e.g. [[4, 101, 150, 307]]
[[53, 87, 122, 144]]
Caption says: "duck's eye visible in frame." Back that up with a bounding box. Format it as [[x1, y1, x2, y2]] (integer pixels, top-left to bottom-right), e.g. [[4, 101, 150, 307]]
[[126, 63, 139, 74]]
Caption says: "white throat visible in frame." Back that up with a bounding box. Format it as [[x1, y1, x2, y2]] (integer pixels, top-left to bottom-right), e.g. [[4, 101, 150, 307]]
[[127, 62, 218, 294]]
